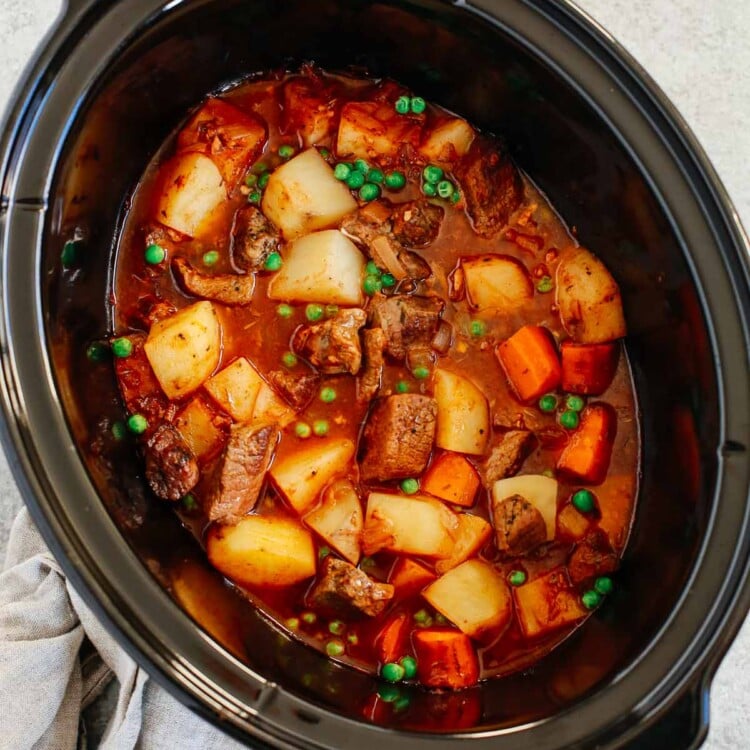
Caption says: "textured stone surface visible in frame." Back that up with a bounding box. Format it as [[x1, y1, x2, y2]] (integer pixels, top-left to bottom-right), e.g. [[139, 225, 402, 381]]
[[0, 1, 748, 747]]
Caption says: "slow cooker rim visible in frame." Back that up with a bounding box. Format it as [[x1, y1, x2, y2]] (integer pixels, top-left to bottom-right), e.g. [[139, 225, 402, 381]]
[[1, 0, 749, 748]]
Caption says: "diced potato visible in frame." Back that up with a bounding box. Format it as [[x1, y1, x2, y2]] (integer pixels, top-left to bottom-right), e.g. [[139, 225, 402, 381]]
[[557, 503, 591, 541], [492, 475, 558, 541], [270, 438, 356, 514], [363, 493, 459, 558], [304, 479, 363, 564], [261, 148, 357, 239], [207, 515, 316, 588], [154, 152, 226, 238], [462, 255, 533, 312], [336, 101, 423, 161], [423, 559, 512, 639], [514, 568, 587, 638], [174, 397, 226, 461], [283, 79, 337, 147], [435, 514, 493, 574], [204, 357, 261, 422], [251, 382, 296, 427], [419, 118, 475, 165], [555, 246, 627, 343], [144, 301, 221, 399], [267, 230, 365, 305], [434, 369, 489, 456]]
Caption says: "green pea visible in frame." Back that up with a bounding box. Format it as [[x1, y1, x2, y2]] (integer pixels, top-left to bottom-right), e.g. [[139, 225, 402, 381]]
[[326, 639, 345, 657], [366, 260, 380, 276], [144, 243, 166, 265], [301, 611, 317, 625], [258, 172, 271, 189], [509, 570, 527, 586], [202, 250, 219, 266], [450, 189, 461, 204], [305, 303, 324, 322], [347, 632, 359, 646], [334, 162, 352, 181], [286, 617, 300, 629], [422, 181, 437, 197], [572, 489, 596, 514], [378, 684, 401, 702], [264, 251, 283, 271], [319, 386, 337, 403], [565, 394, 585, 412], [469, 319, 485, 337], [385, 171, 406, 190], [367, 168, 385, 184], [559, 409, 580, 430], [394, 96, 411, 114], [353, 159, 370, 174], [244, 172, 258, 187], [61, 239, 81, 268], [313, 419, 329, 437], [537, 275, 554, 293], [282, 351, 298, 368], [595, 576, 614, 595], [434, 613, 448, 625], [422, 164, 444, 184], [278, 144, 295, 159], [111, 421, 126, 441], [436, 180, 454, 199], [381, 662, 405, 682], [111, 337, 133, 358], [318, 545, 331, 560], [359, 183, 381, 202], [127, 414, 148, 434], [538, 393, 558, 413], [181, 493, 197, 512], [395, 380, 410, 394], [247, 190, 262, 204], [381, 272, 396, 288], [318, 148, 330, 160], [410, 96, 426, 114], [413, 609, 430, 624], [400, 656, 418, 679], [294, 422, 312, 439], [329, 620, 345, 635], [277, 303, 293, 319], [393, 695, 411, 712], [400, 478, 419, 495], [363, 274, 383, 296], [346, 171, 366, 189], [582, 590, 602, 610], [255, 162, 268, 173], [412, 366, 430, 380], [86, 342, 109, 363]]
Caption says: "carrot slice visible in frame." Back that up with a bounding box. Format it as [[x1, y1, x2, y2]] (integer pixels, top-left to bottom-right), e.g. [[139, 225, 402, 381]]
[[422, 452, 481, 507], [556, 403, 616, 484], [560, 341, 619, 395], [496, 325, 561, 403], [388, 558, 436, 599], [375, 611, 411, 663], [412, 628, 480, 689]]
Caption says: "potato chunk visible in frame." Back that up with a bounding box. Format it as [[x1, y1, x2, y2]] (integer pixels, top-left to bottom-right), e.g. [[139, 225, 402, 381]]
[[144, 301, 221, 399], [207, 515, 316, 588], [267, 230, 365, 306], [363, 493, 459, 558], [492, 474, 558, 541], [435, 514, 493, 574], [337, 101, 423, 161], [423, 559, 512, 639], [304, 479, 363, 564], [262, 148, 357, 239], [204, 357, 261, 422], [434, 369, 489, 456], [556, 246, 626, 343], [270, 438, 356, 514], [419, 118, 475, 165], [462, 255, 533, 312], [514, 568, 587, 638], [154, 152, 225, 238], [174, 397, 227, 462]]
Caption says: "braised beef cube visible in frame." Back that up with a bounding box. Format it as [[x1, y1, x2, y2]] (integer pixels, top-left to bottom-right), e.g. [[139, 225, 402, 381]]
[[268, 369, 321, 411], [361, 394, 437, 480], [340, 201, 393, 247], [172, 257, 255, 306], [568, 530, 618, 585], [292, 308, 366, 375], [357, 328, 386, 402], [231, 204, 281, 271], [481, 430, 535, 486], [493, 494, 547, 556], [205, 422, 280, 524], [455, 136, 523, 237], [144, 423, 200, 501], [369, 294, 444, 360], [391, 200, 443, 247], [398, 250, 432, 280], [306, 557, 394, 617]]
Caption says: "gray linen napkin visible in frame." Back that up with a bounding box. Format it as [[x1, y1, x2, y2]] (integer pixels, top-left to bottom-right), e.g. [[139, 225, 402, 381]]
[[0, 507, 247, 750]]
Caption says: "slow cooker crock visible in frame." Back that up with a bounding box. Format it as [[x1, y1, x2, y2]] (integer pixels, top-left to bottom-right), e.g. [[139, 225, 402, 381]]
[[1, 0, 749, 748]]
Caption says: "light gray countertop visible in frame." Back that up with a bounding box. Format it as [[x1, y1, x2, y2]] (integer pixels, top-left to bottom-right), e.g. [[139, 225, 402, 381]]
[[0, 1, 748, 747]]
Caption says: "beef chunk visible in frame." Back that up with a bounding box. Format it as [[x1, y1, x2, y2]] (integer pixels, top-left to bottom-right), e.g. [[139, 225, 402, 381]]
[[568, 530, 618, 585], [369, 294, 444, 360], [172, 257, 255, 306], [293, 308, 366, 375], [306, 557, 394, 617], [361, 394, 437, 480], [268, 369, 321, 411], [231, 205, 280, 271], [340, 200, 392, 245], [481, 430, 535, 486], [455, 136, 523, 238], [205, 422, 280, 524], [493, 494, 547, 555], [358, 328, 386, 402], [144, 423, 199, 501], [391, 200, 443, 247]]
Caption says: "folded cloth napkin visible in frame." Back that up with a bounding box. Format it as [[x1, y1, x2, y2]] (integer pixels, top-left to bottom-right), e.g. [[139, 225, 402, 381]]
[[0, 507, 247, 750]]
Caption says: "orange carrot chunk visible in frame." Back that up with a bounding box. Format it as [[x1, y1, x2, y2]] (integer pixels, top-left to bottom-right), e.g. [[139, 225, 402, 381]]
[[412, 628, 480, 689], [560, 341, 619, 395], [496, 325, 561, 403], [556, 403, 616, 484], [422, 452, 481, 507], [388, 558, 437, 599], [375, 611, 411, 664]]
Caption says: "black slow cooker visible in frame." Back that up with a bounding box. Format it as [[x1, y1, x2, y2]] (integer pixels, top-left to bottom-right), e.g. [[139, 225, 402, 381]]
[[1, 1, 749, 748]]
